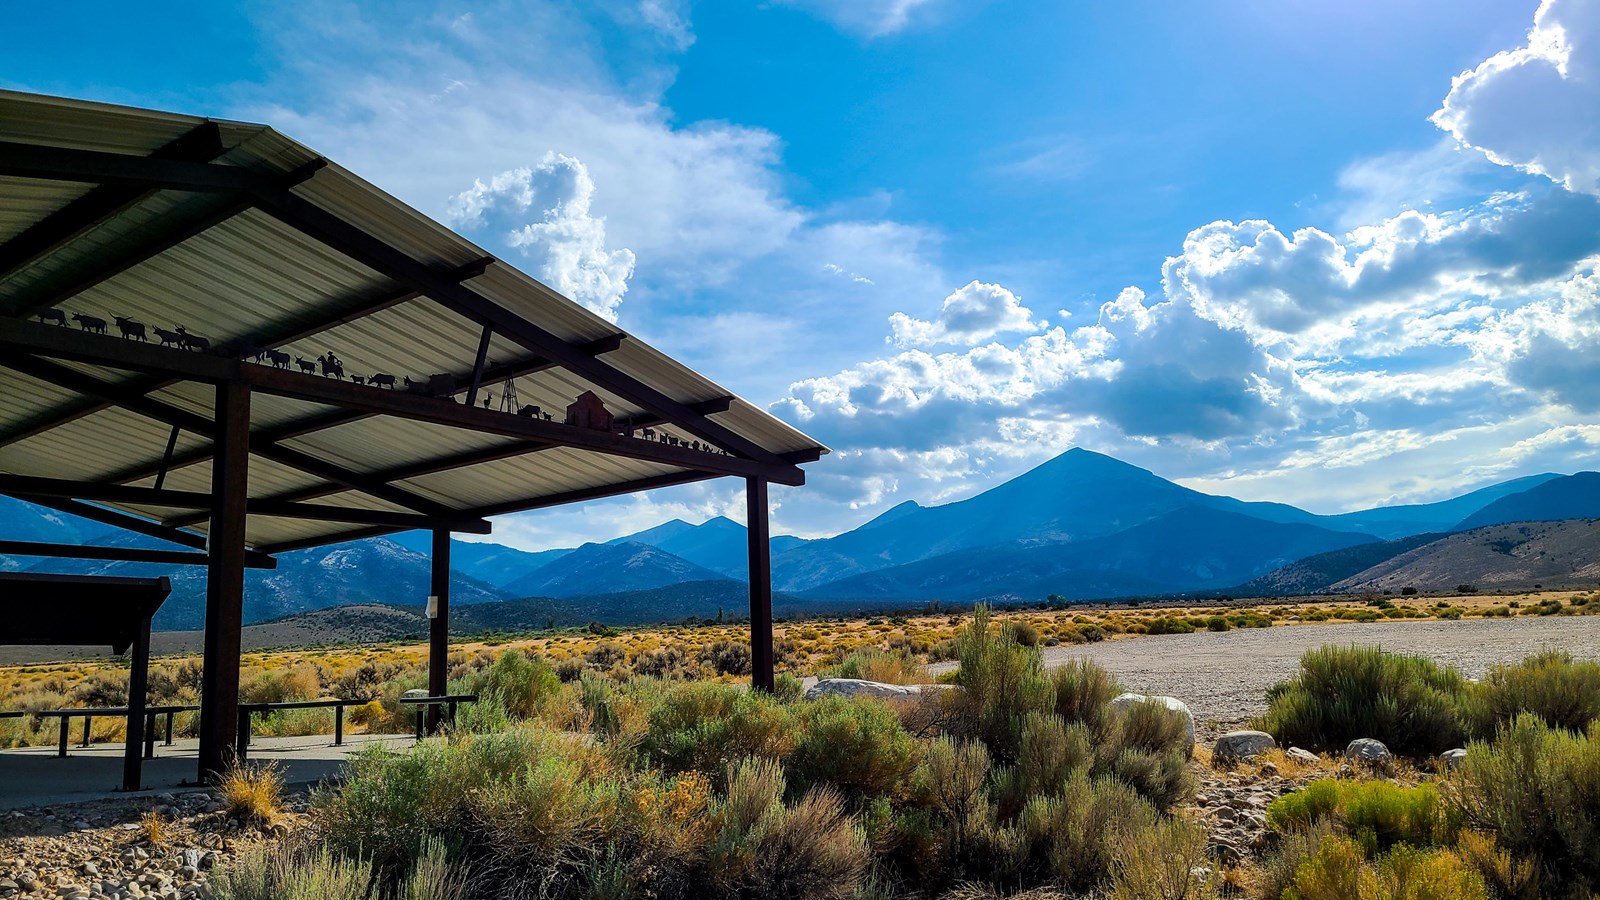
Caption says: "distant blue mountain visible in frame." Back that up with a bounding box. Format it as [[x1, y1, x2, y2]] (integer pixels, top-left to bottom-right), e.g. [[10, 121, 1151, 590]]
[[1325, 473, 1564, 538], [1452, 472, 1600, 531]]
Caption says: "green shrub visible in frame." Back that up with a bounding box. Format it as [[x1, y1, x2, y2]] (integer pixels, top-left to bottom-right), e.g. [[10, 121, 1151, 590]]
[[1256, 645, 1467, 756], [1461, 651, 1600, 738], [1020, 771, 1156, 894], [210, 843, 373, 900], [1079, 624, 1106, 642], [1106, 816, 1221, 900], [1447, 714, 1600, 892], [470, 650, 566, 722], [829, 649, 929, 685], [710, 757, 870, 900], [1205, 615, 1231, 632], [790, 695, 917, 803], [949, 606, 1052, 761], [1268, 779, 1460, 853], [1144, 617, 1195, 635], [643, 681, 798, 775], [1048, 658, 1117, 738]]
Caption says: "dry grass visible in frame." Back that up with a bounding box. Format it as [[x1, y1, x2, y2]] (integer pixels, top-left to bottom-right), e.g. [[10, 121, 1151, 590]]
[[139, 810, 169, 848], [218, 761, 285, 826]]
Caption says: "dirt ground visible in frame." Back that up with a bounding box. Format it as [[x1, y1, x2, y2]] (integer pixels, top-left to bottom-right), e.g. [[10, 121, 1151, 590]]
[[933, 616, 1600, 739]]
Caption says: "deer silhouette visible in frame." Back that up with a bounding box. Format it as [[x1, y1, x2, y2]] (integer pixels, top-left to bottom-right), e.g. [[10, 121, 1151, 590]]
[[174, 326, 210, 352], [153, 327, 183, 347], [112, 316, 147, 341], [266, 349, 290, 369], [318, 354, 344, 379], [295, 356, 317, 374], [366, 373, 397, 389], [37, 309, 67, 326], [71, 313, 107, 334]]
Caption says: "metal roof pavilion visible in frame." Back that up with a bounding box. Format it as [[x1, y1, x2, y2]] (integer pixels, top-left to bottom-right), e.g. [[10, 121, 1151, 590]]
[[0, 90, 825, 780]]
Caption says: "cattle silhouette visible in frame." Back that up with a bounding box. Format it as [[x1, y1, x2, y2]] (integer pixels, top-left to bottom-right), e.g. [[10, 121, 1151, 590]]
[[174, 326, 209, 352], [153, 327, 183, 347], [349, 375, 364, 386], [405, 374, 456, 398], [266, 349, 291, 369], [38, 309, 67, 326], [236, 340, 266, 362], [295, 356, 317, 374], [113, 316, 147, 341], [366, 373, 397, 389], [71, 313, 107, 334]]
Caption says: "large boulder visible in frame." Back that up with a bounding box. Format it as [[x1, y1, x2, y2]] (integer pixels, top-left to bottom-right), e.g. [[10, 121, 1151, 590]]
[[1110, 692, 1195, 757], [1212, 730, 1277, 767], [1345, 738, 1395, 769], [805, 678, 928, 701]]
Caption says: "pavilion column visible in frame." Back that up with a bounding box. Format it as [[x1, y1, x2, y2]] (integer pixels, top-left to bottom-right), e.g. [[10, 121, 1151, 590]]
[[198, 380, 250, 782], [121, 612, 151, 792], [746, 477, 775, 692], [427, 528, 451, 733]]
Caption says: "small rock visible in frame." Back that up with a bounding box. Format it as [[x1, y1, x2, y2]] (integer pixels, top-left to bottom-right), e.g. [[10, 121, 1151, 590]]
[[79, 863, 98, 878], [1345, 738, 1394, 769], [1286, 747, 1319, 763], [1213, 730, 1277, 766]]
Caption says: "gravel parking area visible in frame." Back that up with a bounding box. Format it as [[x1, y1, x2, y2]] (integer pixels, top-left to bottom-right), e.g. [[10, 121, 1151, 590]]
[[932, 617, 1600, 738]]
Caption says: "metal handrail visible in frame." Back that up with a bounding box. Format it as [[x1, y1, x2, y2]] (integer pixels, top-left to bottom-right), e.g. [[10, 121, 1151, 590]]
[[397, 693, 478, 739], [235, 698, 353, 761], [33, 704, 198, 758]]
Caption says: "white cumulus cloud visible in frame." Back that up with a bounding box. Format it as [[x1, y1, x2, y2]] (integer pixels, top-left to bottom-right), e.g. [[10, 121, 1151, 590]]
[[776, 0, 935, 37], [447, 154, 637, 322], [888, 280, 1042, 347], [1432, 0, 1600, 195]]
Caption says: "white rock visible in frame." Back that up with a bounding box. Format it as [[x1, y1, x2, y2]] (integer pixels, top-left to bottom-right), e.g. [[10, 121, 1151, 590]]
[[804, 678, 927, 700], [1440, 748, 1468, 768], [1285, 747, 1319, 763], [1213, 730, 1277, 766], [1110, 692, 1195, 757], [1345, 738, 1395, 768]]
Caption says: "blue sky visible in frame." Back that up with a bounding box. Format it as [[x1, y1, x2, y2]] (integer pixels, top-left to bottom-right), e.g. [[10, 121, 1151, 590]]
[[5, 0, 1599, 548]]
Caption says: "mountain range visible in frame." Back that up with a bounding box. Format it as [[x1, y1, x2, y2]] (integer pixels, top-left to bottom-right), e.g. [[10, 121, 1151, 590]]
[[3, 449, 1597, 629]]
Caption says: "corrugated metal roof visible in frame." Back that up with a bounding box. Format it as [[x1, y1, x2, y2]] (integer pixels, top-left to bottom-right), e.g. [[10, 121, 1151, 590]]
[[0, 90, 827, 554]]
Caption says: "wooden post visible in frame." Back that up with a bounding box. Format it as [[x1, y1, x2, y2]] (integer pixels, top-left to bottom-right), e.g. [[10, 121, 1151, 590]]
[[122, 613, 150, 791], [746, 477, 775, 692], [427, 528, 451, 732], [198, 380, 250, 782]]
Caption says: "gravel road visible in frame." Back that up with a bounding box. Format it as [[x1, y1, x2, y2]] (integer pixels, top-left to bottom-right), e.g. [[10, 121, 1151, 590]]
[[931, 617, 1600, 738]]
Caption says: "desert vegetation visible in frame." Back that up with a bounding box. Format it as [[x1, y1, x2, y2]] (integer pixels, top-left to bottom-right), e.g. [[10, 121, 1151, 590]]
[[3, 590, 1593, 749], [201, 608, 1208, 899]]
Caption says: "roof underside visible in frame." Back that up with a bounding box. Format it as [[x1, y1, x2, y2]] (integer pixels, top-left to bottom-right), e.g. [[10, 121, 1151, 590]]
[[0, 92, 826, 554]]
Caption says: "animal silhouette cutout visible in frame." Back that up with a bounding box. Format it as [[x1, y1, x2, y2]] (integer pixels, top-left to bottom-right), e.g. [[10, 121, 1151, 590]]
[[295, 356, 317, 374], [113, 316, 147, 341], [366, 373, 397, 389], [153, 327, 183, 347], [71, 314, 107, 334], [318, 354, 344, 379], [266, 349, 290, 369], [174, 326, 209, 352], [349, 375, 364, 386], [37, 309, 67, 326]]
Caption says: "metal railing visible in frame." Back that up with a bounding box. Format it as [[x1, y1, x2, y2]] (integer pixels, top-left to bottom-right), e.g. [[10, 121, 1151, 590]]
[[32, 704, 198, 758], [235, 698, 354, 761], [398, 694, 477, 739]]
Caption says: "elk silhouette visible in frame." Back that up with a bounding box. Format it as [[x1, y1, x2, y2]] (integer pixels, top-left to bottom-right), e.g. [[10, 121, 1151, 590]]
[[112, 316, 147, 341], [37, 309, 67, 326], [153, 327, 183, 347], [318, 354, 344, 379], [366, 373, 397, 389], [71, 314, 107, 334], [174, 326, 209, 352], [295, 356, 317, 374], [266, 349, 291, 369]]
